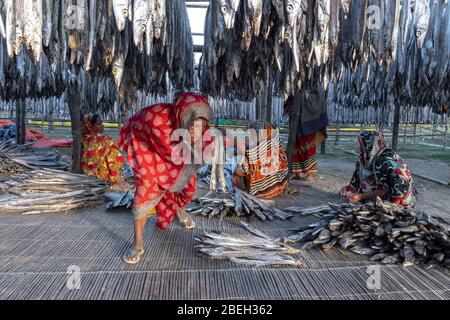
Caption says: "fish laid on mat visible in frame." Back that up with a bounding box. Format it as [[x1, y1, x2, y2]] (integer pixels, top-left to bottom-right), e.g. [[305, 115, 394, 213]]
[[0, 169, 107, 214], [0, 139, 69, 171], [196, 221, 303, 268], [285, 197, 450, 268], [104, 190, 134, 210], [188, 187, 292, 222]]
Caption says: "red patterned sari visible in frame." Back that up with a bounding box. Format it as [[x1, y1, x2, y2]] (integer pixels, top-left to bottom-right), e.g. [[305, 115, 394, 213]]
[[118, 92, 212, 230]]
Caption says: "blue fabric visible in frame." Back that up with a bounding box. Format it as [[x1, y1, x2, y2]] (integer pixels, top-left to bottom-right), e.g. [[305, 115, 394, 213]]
[[299, 112, 329, 137], [0, 124, 16, 140]]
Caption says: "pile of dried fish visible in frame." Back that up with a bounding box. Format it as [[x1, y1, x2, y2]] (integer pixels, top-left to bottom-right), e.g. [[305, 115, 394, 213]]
[[196, 221, 303, 267], [200, 1, 450, 118], [0, 0, 193, 108], [0, 139, 69, 171], [0, 168, 107, 214], [188, 188, 292, 221], [283, 198, 450, 267], [104, 190, 134, 209]]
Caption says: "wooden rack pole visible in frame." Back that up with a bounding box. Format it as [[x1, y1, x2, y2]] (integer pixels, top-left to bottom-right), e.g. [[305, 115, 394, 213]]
[[287, 92, 301, 175], [392, 103, 401, 151], [15, 99, 26, 145], [68, 85, 83, 173]]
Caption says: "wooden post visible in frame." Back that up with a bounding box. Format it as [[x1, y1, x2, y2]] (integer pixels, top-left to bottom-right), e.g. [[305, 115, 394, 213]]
[[402, 123, 408, 150], [287, 92, 302, 175], [265, 69, 273, 124], [15, 99, 26, 145], [68, 85, 83, 173], [392, 103, 401, 151], [413, 106, 419, 145], [255, 94, 262, 121], [9, 102, 14, 121], [335, 123, 340, 145], [15, 100, 20, 143], [321, 140, 326, 154], [444, 124, 448, 150]]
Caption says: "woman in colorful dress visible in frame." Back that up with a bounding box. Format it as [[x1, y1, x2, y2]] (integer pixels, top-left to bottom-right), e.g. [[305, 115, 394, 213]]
[[81, 114, 125, 186], [233, 121, 289, 199], [340, 131, 417, 207], [118, 92, 212, 264], [286, 85, 329, 180]]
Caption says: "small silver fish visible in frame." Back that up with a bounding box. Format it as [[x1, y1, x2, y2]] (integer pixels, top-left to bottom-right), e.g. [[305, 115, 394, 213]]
[[152, 0, 166, 39], [112, 53, 125, 88], [112, 0, 132, 31], [133, 0, 150, 50], [0, 0, 6, 39], [248, 0, 263, 36]]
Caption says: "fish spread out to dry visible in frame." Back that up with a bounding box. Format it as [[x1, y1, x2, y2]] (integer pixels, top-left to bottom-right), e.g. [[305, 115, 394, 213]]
[[104, 190, 134, 209], [187, 187, 292, 222], [0, 168, 107, 214], [200, 0, 450, 123], [0, 0, 194, 110], [196, 221, 303, 268], [0, 139, 69, 172], [283, 198, 450, 268]]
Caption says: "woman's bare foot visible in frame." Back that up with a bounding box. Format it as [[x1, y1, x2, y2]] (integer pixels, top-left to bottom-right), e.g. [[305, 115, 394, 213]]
[[177, 207, 196, 230]]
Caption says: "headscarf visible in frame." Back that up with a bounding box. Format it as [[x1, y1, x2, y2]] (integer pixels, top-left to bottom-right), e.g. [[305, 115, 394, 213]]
[[346, 131, 416, 207], [358, 131, 387, 169], [118, 92, 213, 228], [173, 92, 212, 129], [82, 114, 104, 136]]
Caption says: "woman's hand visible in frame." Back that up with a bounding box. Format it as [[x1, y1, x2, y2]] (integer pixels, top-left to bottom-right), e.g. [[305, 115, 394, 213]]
[[339, 187, 348, 198], [347, 193, 363, 203]]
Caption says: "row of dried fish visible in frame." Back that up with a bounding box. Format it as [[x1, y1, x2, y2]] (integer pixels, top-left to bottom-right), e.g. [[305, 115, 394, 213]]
[[188, 188, 293, 222], [196, 221, 303, 268], [200, 0, 450, 109], [327, 99, 448, 126], [0, 168, 107, 214], [0, 0, 193, 104], [0, 139, 69, 171], [283, 198, 450, 268]]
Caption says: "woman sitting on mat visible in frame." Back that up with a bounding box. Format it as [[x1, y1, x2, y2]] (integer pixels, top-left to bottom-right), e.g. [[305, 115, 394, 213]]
[[81, 114, 125, 187], [339, 131, 417, 207], [118, 92, 212, 264], [233, 121, 289, 199]]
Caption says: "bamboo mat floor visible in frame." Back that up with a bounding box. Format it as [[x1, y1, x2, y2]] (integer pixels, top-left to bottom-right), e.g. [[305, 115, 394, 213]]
[[0, 166, 449, 300]]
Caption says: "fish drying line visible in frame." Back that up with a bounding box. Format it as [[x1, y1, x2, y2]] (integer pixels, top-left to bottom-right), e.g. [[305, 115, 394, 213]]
[[200, 0, 450, 107], [0, 168, 107, 214], [0, 0, 194, 171], [199, 0, 450, 151]]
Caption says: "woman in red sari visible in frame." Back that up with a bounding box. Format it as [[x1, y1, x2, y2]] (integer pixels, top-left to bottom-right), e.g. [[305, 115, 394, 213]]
[[118, 92, 212, 264]]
